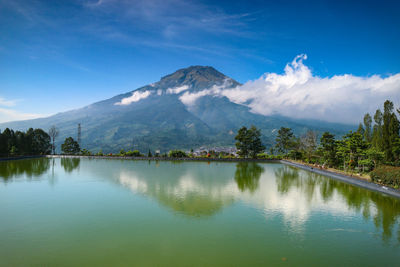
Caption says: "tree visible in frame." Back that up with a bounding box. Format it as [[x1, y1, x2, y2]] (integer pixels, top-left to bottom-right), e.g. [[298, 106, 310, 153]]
[[275, 127, 295, 154], [148, 149, 153, 157], [382, 100, 399, 161], [357, 123, 365, 136], [336, 131, 367, 171], [48, 125, 59, 155], [27, 128, 51, 155], [235, 126, 265, 158], [168, 150, 187, 158], [319, 132, 337, 167], [61, 137, 80, 155], [372, 109, 383, 151], [235, 127, 250, 157], [363, 113, 372, 142], [300, 130, 317, 162]]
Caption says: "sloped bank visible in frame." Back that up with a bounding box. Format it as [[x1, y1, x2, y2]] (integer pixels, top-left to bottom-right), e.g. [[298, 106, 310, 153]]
[[281, 160, 400, 199]]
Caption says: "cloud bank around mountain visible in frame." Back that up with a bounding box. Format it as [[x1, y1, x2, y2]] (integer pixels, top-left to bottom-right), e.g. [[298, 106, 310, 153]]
[[115, 90, 151, 105], [180, 54, 400, 124]]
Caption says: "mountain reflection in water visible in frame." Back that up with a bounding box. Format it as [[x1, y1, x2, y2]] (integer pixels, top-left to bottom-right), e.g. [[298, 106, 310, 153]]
[[0, 158, 399, 243]]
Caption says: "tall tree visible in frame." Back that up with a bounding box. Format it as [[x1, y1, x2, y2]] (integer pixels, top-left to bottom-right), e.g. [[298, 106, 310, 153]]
[[48, 126, 59, 155], [300, 130, 317, 162], [363, 113, 372, 142], [235, 126, 265, 158], [0, 130, 7, 156], [337, 131, 368, 170], [372, 109, 383, 151], [357, 123, 365, 136], [275, 127, 295, 154], [382, 100, 399, 161], [319, 132, 337, 167], [31, 129, 52, 155]]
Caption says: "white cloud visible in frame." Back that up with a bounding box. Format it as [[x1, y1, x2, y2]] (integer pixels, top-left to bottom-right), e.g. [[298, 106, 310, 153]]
[[179, 79, 234, 106], [166, 85, 189, 94], [0, 107, 44, 123], [115, 90, 151, 105], [179, 55, 400, 124], [0, 97, 17, 107]]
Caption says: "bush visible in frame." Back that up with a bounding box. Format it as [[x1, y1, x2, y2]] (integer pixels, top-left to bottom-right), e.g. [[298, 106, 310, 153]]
[[168, 150, 187, 158], [256, 153, 282, 160], [81, 149, 92, 156], [125, 150, 142, 157], [370, 166, 400, 188]]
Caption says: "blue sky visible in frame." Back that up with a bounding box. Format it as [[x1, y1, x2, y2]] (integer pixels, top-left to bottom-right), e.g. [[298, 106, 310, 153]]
[[0, 0, 399, 123]]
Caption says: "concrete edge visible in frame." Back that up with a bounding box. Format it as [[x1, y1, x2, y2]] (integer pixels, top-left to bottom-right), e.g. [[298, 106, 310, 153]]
[[45, 155, 282, 163], [0, 155, 45, 162], [280, 160, 400, 199]]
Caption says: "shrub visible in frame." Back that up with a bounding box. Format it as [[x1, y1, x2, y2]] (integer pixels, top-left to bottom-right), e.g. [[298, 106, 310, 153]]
[[168, 150, 187, 158], [81, 149, 92, 156], [125, 150, 142, 157], [370, 166, 400, 188], [256, 153, 282, 160]]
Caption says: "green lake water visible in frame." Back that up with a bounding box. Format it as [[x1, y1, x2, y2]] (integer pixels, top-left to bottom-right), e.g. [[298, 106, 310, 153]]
[[0, 158, 399, 266]]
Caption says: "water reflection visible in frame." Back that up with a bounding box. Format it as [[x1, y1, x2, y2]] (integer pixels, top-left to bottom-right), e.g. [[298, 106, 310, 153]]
[[115, 162, 237, 217], [60, 157, 81, 173], [111, 161, 399, 242], [2, 158, 399, 244], [275, 166, 400, 242], [0, 158, 50, 181], [234, 162, 263, 193]]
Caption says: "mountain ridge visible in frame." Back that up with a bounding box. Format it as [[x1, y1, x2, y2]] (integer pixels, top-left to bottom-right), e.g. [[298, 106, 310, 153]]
[[0, 65, 355, 153]]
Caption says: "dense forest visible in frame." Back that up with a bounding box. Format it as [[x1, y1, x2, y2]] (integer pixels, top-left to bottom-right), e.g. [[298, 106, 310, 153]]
[[0, 128, 51, 157], [270, 100, 400, 187], [273, 100, 400, 168]]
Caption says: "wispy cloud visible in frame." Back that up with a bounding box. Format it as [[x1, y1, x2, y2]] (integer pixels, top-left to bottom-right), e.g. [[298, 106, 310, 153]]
[[84, 0, 252, 36], [179, 55, 400, 124], [0, 107, 45, 123], [80, 0, 264, 58], [0, 96, 45, 123], [0, 97, 17, 107]]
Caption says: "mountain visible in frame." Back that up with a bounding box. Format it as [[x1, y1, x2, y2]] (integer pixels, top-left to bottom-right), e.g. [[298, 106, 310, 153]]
[[0, 66, 355, 153]]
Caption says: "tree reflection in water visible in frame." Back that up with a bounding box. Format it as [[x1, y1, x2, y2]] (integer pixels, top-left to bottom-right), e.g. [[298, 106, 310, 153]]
[[61, 157, 81, 173], [0, 158, 50, 181], [275, 165, 400, 243], [234, 162, 264, 193]]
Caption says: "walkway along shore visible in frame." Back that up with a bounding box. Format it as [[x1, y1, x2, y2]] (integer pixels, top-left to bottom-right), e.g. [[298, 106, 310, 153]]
[[281, 160, 400, 199], [2, 155, 399, 199]]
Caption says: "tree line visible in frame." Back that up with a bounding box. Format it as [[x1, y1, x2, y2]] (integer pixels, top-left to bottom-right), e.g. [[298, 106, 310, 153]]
[[272, 100, 400, 171], [0, 128, 52, 157]]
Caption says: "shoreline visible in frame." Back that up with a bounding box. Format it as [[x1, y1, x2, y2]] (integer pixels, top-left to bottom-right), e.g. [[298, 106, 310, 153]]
[[45, 154, 282, 163], [1, 155, 399, 199], [0, 155, 45, 161], [281, 160, 400, 199]]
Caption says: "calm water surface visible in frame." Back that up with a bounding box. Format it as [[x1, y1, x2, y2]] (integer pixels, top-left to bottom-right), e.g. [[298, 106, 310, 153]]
[[0, 158, 399, 266]]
